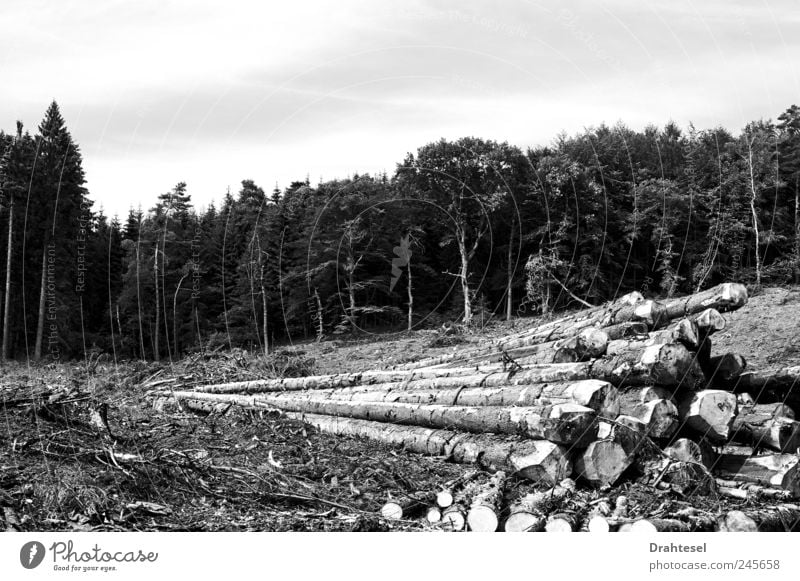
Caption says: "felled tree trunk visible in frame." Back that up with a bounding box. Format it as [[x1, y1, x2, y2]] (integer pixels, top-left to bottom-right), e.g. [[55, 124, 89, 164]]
[[269, 398, 599, 446], [712, 452, 800, 497], [679, 390, 738, 443], [731, 412, 800, 453], [396, 298, 665, 371], [663, 283, 748, 319], [428, 327, 610, 368], [603, 321, 649, 341], [282, 379, 620, 419], [718, 506, 800, 531], [733, 366, 800, 394], [284, 413, 574, 484]]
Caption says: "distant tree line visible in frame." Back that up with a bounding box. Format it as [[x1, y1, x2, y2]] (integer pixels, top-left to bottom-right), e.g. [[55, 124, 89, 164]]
[[1, 101, 800, 361]]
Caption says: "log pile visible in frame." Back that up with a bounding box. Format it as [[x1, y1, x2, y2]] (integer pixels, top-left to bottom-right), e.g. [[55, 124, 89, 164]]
[[151, 282, 800, 531]]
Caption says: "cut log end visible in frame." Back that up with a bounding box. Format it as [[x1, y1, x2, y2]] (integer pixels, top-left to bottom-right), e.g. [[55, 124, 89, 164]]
[[466, 505, 499, 532], [380, 502, 404, 520], [586, 515, 611, 533], [504, 511, 546, 532], [441, 509, 466, 532], [426, 507, 442, 524], [436, 490, 454, 509]]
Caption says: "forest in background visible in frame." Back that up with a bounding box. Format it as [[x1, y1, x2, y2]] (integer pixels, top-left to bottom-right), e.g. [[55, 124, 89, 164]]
[[1, 101, 799, 362]]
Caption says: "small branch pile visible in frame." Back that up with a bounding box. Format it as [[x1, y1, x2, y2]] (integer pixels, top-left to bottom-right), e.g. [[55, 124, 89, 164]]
[[151, 283, 800, 531]]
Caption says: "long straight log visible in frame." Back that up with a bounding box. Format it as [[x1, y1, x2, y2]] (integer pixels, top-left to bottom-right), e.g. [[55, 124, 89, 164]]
[[284, 413, 574, 483], [167, 389, 598, 445], [397, 298, 666, 371], [679, 390, 738, 443], [663, 283, 748, 319], [279, 379, 620, 419], [714, 478, 796, 501], [712, 453, 800, 497], [189, 366, 503, 394], [428, 327, 610, 369], [186, 342, 700, 399], [199, 393, 599, 445]]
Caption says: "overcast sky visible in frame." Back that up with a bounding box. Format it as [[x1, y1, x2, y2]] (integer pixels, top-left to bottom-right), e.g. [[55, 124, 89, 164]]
[[2, 0, 799, 218]]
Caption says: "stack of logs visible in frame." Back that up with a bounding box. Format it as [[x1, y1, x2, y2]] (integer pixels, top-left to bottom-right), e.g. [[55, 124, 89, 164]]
[[153, 282, 800, 532]]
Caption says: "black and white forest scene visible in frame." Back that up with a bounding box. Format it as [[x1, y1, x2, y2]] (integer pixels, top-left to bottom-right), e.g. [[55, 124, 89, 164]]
[[2, 1, 800, 543]]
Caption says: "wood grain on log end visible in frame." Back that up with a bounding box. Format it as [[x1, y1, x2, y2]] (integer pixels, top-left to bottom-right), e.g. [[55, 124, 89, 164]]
[[574, 440, 631, 487], [503, 511, 546, 532], [679, 390, 738, 443], [509, 440, 572, 485]]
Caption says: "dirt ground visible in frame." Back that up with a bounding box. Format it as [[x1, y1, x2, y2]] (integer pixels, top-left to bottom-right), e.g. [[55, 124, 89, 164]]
[[0, 285, 798, 532]]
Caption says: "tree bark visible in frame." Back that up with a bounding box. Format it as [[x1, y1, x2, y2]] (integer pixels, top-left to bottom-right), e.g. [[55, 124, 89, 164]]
[[711, 452, 800, 497], [2, 196, 12, 361], [731, 414, 800, 453], [396, 296, 664, 371], [662, 282, 748, 319], [291, 413, 575, 484], [718, 505, 800, 531], [733, 366, 800, 394], [212, 395, 599, 446], [273, 378, 620, 419], [430, 326, 609, 368]]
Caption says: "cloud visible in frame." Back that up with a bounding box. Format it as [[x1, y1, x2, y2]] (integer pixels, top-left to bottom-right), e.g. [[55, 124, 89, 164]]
[[1, 0, 798, 217]]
